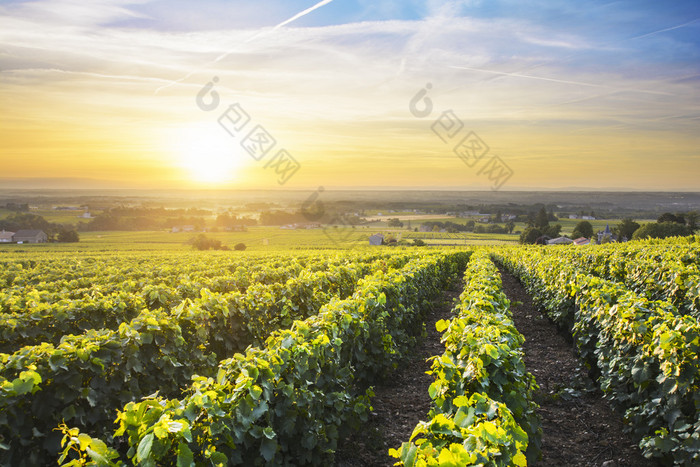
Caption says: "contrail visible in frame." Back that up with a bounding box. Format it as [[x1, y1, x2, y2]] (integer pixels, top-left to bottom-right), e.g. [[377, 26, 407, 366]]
[[155, 0, 335, 94], [268, 0, 334, 32], [449, 65, 672, 96], [459, 17, 700, 90], [630, 17, 700, 41]]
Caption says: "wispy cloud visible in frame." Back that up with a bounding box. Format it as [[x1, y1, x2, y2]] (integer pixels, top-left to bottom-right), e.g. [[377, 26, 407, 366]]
[[155, 0, 337, 93], [448, 65, 673, 96], [1, 0, 699, 189]]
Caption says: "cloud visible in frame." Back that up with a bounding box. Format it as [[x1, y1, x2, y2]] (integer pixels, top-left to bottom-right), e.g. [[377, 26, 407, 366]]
[[1, 0, 699, 189]]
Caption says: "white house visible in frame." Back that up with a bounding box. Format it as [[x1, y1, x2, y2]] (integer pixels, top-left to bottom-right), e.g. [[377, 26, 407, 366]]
[[547, 236, 574, 245], [171, 225, 196, 233], [369, 233, 384, 246], [0, 230, 15, 243]]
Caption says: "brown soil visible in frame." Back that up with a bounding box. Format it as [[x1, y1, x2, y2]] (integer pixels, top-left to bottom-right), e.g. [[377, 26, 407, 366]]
[[335, 270, 660, 467], [498, 267, 659, 467], [334, 287, 461, 466]]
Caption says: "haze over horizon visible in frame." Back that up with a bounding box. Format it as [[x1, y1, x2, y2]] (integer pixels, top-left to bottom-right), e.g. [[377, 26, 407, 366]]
[[2, 0, 699, 191]]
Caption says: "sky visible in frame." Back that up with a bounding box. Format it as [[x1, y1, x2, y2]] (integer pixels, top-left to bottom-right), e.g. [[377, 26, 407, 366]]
[[1, 0, 699, 191]]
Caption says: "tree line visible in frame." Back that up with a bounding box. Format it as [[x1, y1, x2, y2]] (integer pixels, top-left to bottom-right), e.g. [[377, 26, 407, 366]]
[[0, 213, 79, 242]]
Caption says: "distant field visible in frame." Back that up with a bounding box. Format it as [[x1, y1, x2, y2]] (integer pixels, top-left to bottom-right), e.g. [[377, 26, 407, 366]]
[[0, 227, 374, 252], [364, 214, 455, 222], [0, 213, 660, 253]]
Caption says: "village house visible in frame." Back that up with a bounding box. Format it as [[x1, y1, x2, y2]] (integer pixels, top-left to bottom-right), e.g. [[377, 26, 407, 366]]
[[369, 233, 384, 246], [0, 230, 15, 243], [171, 225, 196, 233], [13, 230, 48, 243], [547, 236, 574, 245]]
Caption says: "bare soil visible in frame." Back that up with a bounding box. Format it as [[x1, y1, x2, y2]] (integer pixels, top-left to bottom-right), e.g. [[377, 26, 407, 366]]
[[499, 267, 658, 467], [335, 270, 660, 466], [334, 287, 461, 466]]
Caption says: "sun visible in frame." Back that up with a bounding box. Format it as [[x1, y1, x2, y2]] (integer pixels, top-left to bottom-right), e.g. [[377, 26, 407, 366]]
[[174, 124, 246, 184]]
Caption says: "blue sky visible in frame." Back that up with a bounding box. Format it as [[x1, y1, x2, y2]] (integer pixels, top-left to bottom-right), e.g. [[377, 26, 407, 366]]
[[1, 0, 699, 189]]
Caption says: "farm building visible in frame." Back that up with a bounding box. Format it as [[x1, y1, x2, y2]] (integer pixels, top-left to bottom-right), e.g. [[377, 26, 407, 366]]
[[547, 236, 574, 245], [0, 230, 15, 243], [573, 237, 591, 246], [369, 233, 384, 246], [171, 225, 196, 233], [13, 230, 48, 243]]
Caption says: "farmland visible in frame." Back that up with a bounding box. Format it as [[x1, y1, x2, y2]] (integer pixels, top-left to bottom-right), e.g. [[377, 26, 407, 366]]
[[1, 236, 699, 465]]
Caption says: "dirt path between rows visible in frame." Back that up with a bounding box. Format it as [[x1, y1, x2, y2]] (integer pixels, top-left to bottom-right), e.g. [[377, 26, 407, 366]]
[[498, 267, 658, 467], [336, 270, 659, 466], [334, 286, 462, 466]]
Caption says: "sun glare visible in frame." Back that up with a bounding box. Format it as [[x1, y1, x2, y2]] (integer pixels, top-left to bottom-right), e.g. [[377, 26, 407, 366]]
[[174, 124, 246, 184]]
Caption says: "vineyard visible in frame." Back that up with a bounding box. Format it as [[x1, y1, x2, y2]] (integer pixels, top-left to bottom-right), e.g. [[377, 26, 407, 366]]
[[0, 237, 699, 465]]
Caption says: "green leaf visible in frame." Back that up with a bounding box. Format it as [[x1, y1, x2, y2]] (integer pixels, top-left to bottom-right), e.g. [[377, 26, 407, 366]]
[[453, 406, 475, 429], [77, 433, 92, 451], [153, 425, 168, 439], [209, 451, 227, 465], [428, 381, 440, 400], [260, 437, 278, 462], [176, 442, 194, 467], [136, 433, 154, 463], [401, 443, 418, 467], [249, 385, 263, 400], [12, 377, 35, 395], [512, 451, 527, 467]]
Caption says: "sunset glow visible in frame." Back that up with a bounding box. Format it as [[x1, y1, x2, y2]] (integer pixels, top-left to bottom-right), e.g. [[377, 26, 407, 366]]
[[172, 124, 247, 185], [1, 1, 699, 190]]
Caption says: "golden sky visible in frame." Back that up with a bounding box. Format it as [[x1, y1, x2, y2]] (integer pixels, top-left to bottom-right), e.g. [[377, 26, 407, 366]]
[[1, 0, 699, 191]]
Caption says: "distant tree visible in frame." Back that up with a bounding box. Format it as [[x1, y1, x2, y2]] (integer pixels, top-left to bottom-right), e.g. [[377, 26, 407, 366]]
[[543, 224, 562, 238], [388, 218, 404, 228], [384, 235, 398, 245], [657, 212, 685, 224], [572, 221, 593, 239], [234, 243, 247, 251], [412, 239, 426, 247], [535, 208, 549, 230], [191, 234, 223, 250], [259, 210, 306, 226], [632, 222, 692, 240], [686, 211, 699, 232], [616, 218, 640, 240], [0, 213, 53, 232], [505, 221, 515, 234], [526, 212, 536, 228], [4, 203, 29, 212], [548, 208, 558, 222], [535, 235, 550, 245], [520, 227, 542, 244], [57, 230, 79, 243]]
